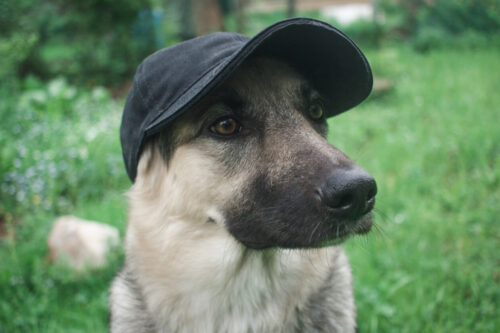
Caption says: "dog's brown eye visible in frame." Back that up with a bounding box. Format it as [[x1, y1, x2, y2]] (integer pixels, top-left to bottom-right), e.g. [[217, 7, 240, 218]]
[[210, 117, 240, 136], [309, 103, 324, 120]]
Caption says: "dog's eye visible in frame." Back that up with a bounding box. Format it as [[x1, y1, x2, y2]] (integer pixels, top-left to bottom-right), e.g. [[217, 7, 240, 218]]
[[210, 117, 240, 136], [309, 103, 324, 120]]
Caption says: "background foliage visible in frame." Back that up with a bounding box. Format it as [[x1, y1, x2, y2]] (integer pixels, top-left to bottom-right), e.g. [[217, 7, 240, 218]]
[[377, 0, 500, 50], [0, 0, 157, 87], [1, 1, 499, 332], [0, 78, 126, 217]]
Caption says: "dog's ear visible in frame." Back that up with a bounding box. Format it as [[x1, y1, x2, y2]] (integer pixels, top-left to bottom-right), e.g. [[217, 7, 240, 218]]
[[136, 143, 156, 177], [134, 143, 168, 191]]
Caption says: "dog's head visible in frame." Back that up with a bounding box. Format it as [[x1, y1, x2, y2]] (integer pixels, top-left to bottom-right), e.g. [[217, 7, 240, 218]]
[[133, 57, 376, 249]]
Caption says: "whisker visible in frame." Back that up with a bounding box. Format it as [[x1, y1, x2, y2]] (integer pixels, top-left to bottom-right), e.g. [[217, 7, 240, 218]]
[[372, 209, 391, 241], [308, 221, 322, 243], [373, 208, 392, 225]]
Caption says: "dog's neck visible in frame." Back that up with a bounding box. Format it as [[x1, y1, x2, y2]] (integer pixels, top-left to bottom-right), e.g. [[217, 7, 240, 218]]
[[124, 216, 343, 332]]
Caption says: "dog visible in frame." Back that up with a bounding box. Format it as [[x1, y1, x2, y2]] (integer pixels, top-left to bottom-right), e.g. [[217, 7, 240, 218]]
[[110, 57, 376, 332]]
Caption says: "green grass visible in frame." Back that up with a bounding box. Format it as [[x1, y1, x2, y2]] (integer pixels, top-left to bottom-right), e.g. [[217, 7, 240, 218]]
[[1, 46, 499, 332], [0, 193, 126, 332], [333, 47, 500, 332]]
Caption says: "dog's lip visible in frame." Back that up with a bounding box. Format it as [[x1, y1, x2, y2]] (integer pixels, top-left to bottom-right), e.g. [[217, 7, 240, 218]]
[[322, 213, 373, 242], [306, 212, 373, 248], [354, 214, 373, 234], [234, 212, 373, 250]]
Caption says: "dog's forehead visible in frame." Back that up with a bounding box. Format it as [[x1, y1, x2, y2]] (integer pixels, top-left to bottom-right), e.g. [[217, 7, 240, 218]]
[[170, 57, 318, 136], [227, 58, 307, 101], [203, 57, 319, 126]]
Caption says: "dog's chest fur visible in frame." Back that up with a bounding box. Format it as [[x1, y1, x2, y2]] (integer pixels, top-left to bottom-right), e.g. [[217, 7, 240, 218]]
[[111, 231, 356, 333]]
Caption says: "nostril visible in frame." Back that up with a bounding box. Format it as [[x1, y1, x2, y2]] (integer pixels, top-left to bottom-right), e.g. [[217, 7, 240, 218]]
[[334, 193, 354, 210], [363, 182, 377, 214], [366, 186, 377, 203]]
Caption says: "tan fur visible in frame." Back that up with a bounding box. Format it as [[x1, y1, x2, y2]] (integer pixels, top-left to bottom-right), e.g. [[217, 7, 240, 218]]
[[116, 145, 355, 332]]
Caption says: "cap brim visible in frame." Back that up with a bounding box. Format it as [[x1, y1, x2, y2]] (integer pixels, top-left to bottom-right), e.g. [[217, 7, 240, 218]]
[[144, 17, 372, 137]]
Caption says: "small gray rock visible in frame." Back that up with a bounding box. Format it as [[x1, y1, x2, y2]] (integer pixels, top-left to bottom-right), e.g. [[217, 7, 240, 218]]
[[47, 215, 119, 270]]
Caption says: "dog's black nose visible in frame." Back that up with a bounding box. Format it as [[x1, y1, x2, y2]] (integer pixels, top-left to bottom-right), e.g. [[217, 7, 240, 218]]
[[318, 167, 377, 220]]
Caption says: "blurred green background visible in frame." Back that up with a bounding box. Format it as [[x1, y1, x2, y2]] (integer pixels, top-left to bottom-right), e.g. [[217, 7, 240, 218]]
[[1, 0, 499, 332]]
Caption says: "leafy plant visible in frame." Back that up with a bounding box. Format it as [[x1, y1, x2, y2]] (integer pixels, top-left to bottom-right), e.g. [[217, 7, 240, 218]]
[[0, 78, 128, 217], [0, 0, 158, 86], [377, 0, 500, 51]]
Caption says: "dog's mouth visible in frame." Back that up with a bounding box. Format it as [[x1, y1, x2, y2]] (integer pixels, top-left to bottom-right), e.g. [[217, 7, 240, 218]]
[[313, 212, 373, 248], [231, 211, 374, 250], [352, 213, 373, 234]]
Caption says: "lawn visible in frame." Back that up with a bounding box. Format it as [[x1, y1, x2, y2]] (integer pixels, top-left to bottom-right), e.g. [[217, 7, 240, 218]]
[[1, 45, 499, 331], [337, 47, 500, 332]]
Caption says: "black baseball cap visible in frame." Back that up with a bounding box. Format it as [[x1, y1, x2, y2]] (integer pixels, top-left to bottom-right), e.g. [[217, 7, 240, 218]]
[[120, 18, 373, 181]]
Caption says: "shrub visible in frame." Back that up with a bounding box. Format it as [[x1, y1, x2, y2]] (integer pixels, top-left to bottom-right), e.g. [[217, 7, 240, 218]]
[[0, 0, 157, 86], [0, 78, 128, 217], [377, 0, 500, 50], [341, 19, 387, 48]]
